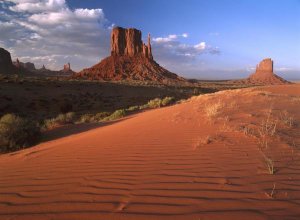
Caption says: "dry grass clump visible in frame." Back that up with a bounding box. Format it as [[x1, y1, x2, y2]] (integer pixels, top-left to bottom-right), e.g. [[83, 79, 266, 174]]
[[78, 114, 94, 123], [240, 125, 255, 136], [146, 97, 175, 109], [194, 136, 213, 149], [126, 105, 139, 112], [43, 112, 76, 130], [279, 111, 294, 128], [257, 110, 277, 149], [262, 153, 276, 175], [204, 100, 224, 119], [102, 109, 127, 121], [93, 112, 111, 121], [265, 183, 276, 199]]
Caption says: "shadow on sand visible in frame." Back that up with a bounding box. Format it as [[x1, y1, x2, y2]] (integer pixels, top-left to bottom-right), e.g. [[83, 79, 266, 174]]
[[41, 117, 131, 143]]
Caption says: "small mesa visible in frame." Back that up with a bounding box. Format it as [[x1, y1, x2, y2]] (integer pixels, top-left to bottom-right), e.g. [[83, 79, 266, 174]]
[[247, 58, 290, 85]]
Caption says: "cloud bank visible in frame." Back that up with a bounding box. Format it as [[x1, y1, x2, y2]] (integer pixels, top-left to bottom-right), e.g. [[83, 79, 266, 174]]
[[0, 0, 111, 71]]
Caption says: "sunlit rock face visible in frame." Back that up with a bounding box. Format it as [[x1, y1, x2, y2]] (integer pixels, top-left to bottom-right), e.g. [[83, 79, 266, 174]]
[[111, 27, 153, 59], [248, 58, 290, 85]]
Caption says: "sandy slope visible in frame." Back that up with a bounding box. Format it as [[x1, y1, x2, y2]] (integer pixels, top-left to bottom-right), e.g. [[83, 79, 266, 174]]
[[0, 84, 300, 220]]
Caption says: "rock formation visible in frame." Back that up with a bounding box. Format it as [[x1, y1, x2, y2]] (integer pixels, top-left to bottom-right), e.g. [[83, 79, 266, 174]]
[[23, 62, 36, 71], [13, 59, 36, 71], [0, 48, 15, 74], [63, 63, 71, 72], [110, 27, 153, 59], [75, 27, 184, 83], [248, 58, 290, 85], [61, 62, 75, 75]]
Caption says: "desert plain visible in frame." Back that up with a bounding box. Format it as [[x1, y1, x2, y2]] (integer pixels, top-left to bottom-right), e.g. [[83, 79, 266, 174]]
[[0, 83, 300, 220]]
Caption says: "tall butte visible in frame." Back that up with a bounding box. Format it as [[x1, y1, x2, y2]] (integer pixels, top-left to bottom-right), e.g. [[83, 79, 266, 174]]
[[248, 58, 290, 85], [75, 27, 184, 82]]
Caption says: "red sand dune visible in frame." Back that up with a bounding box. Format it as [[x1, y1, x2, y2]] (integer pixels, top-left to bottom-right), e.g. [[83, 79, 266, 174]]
[[0, 84, 300, 220]]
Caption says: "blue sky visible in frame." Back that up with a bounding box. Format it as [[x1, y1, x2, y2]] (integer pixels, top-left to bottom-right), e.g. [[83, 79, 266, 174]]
[[1, 0, 299, 79]]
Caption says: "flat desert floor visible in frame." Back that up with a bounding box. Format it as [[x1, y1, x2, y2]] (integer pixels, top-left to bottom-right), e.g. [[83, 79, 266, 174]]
[[0, 84, 300, 220]]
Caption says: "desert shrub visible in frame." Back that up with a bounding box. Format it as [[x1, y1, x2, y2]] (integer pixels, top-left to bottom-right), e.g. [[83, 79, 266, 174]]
[[78, 114, 94, 123], [139, 104, 149, 110], [161, 96, 175, 106], [44, 112, 76, 129], [0, 114, 41, 152], [127, 105, 139, 112], [103, 109, 127, 121], [147, 98, 163, 108], [93, 112, 110, 121], [57, 112, 76, 124], [146, 97, 175, 109]]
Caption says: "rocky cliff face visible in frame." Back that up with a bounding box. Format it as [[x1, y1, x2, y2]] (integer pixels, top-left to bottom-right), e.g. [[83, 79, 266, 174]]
[[110, 27, 153, 59], [23, 62, 36, 71], [13, 59, 36, 71], [63, 63, 71, 72], [61, 63, 75, 75], [248, 58, 290, 85], [0, 48, 14, 74], [75, 27, 183, 83], [255, 58, 273, 73]]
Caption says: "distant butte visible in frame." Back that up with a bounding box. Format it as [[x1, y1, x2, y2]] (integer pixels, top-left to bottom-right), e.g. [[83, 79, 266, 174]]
[[74, 27, 184, 83], [247, 58, 290, 85]]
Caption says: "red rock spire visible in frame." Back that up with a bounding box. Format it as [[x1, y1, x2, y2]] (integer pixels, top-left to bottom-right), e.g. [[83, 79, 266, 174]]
[[147, 33, 153, 60], [110, 27, 153, 60]]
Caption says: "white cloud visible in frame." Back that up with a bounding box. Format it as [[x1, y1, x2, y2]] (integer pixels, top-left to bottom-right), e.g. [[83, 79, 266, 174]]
[[0, 0, 111, 71], [194, 42, 206, 50], [151, 33, 221, 78], [152, 34, 219, 60], [182, 33, 188, 38], [9, 0, 65, 13], [152, 33, 189, 43]]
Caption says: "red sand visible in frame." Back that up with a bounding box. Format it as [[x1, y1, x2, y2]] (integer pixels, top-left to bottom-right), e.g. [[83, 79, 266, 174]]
[[0, 84, 300, 220]]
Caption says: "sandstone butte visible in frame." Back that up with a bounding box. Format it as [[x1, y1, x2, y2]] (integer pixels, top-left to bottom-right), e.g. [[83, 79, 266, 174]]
[[247, 58, 290, 85], [74, 27, 184, 82]]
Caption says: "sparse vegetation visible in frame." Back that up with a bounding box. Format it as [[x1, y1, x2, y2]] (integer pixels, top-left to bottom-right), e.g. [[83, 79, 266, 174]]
[[103, 109, 127, 121], [93, 112, 111, 121], [146, 96, 176, 109], [0, 114, 40, 152], [257, 110, 277, 149], [204, 100, 224, 119], [161, 96, 175, 106], [127, 106, 139, 112], [279, 111, 294, 128], [262, 153, 275, 175], [241, 125, 253, 136], [195, 136, 213, 149], [259, 111, 277, 137], [43, 112, 76, 129], [147, 98, 163, 108], [78, 114, 94, 123], [266, 183, 276, 199]]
